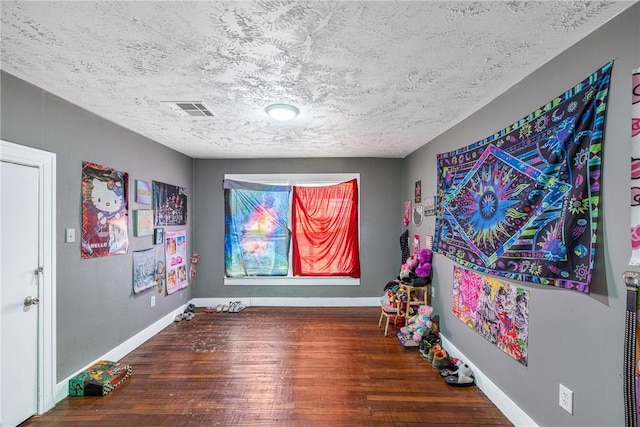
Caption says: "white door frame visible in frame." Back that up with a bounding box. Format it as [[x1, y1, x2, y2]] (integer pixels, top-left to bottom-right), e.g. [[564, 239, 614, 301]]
[[1, 139, 56, 414]]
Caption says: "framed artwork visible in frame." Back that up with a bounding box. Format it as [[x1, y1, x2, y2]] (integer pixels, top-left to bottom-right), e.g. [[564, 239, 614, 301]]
[[154, 228, 164, 245], [415, 180, 422, 203], [135, 180, 152, 205], [133, 209, 154, 237], [423, 196, 436, 216]]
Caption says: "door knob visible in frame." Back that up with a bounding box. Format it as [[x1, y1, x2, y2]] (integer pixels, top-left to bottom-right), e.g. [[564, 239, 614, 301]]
[[24, 296, 40, 306]]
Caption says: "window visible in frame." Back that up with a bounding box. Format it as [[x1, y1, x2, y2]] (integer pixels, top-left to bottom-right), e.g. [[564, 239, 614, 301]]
[[224, 174, 360, 285]]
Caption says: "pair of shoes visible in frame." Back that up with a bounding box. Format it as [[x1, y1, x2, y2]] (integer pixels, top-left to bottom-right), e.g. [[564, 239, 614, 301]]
[[419, 340, 431, 357], [427, 344, 441, 363], [432, 349, 450, 369], [204, 306, 216, 313], [185, 303, 195, 313], [184, 311, 195, 320], [445, 363, 474, 387], [174, 313, 185, 322], [228, 301, 246, 313]]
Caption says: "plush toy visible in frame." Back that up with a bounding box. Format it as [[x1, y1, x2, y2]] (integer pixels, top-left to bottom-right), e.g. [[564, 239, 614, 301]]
[[415, 248, 432, 279], [400, 305, 434, 341], [399, 254, 418, 281]]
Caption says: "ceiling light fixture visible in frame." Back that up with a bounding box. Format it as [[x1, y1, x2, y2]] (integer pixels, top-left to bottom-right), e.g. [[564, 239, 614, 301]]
[[265, 103, 300, 121]]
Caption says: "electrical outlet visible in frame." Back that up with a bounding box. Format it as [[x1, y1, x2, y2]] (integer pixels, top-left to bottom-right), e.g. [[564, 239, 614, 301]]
[[559, 383, 573, 414], [151, 296, 156, 307]]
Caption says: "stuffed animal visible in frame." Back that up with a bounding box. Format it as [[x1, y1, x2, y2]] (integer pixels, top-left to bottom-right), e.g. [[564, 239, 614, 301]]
[[415, 248, 432, 279], [399, 254, 418, 281], [400, 305, 434, 341]]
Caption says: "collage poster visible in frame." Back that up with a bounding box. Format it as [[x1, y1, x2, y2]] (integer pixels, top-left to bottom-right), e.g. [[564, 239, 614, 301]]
[[452, 265, 529, 365], [165, 230, 188, 295], [81, 161, 129, 258]]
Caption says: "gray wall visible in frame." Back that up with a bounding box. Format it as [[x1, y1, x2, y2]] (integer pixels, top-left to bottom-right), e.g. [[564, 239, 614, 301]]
[[193, 158, 402, 299], [1, 71, 194, 381], [402, 4, 640, 426]]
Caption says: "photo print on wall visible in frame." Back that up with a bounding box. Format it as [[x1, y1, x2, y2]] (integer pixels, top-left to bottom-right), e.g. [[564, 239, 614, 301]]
[[153, 181, 187, 226]]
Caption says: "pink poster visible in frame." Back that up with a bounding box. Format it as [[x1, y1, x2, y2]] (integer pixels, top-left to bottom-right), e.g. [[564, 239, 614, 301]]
[[165, 230, 188, 295]]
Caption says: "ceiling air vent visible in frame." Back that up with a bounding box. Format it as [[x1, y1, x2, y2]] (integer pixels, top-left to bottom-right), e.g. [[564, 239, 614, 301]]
[[165, 101, 216, 117]]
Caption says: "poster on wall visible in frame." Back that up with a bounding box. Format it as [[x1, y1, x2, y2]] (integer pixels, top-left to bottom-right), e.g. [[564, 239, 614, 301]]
[[165, 230, 188, 295], [452, 265, 529, 366], [153, 180, 187, 226], [403, 200, 411, 226], [81, 161, 129, 258], [135, 180, 152, 205], [133, 246, 164, 294], [434, 62, 613, 294]]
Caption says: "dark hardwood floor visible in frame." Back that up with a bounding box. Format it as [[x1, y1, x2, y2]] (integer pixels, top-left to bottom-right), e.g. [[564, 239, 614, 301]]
[[22, 307, 512, 426]]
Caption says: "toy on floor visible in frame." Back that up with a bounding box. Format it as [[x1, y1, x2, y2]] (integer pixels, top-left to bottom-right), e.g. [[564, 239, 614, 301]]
[[400, 304, 433, 341]]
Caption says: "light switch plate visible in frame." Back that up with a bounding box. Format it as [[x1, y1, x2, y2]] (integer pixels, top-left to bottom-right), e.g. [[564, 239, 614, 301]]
[[65, 228, 75, 243]]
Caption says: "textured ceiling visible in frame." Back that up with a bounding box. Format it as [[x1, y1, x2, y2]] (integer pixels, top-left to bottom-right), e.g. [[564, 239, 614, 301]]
[[1, 1, 635, 159]]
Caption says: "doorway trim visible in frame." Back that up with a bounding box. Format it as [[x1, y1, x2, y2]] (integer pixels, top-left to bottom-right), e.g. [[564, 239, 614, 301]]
[[1, 139, 56, 414]]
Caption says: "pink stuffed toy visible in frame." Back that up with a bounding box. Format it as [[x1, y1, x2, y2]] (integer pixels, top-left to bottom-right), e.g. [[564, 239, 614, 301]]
[[415, 248, 432, 279], [399, 254, 418, 281], [400, 305, 434, 341]]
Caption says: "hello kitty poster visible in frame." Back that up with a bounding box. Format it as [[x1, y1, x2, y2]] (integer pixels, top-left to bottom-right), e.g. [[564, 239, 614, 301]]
[[81, 161, 129, 258]]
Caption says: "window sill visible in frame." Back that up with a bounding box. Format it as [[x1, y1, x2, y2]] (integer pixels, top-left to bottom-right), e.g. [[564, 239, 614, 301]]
[[224, 276, 360, 286]]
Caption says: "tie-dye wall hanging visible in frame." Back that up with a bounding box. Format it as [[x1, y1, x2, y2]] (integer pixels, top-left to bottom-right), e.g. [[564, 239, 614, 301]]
[[452, 266, 529, 365], [434, 62, 613, 294]]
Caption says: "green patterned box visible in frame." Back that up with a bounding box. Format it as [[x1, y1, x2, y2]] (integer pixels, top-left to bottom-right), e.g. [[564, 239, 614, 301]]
[[69, 360, 132, 396]]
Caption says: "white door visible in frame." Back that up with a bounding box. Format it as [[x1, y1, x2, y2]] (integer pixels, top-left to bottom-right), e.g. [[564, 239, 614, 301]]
[[0, 160, 40, 426]]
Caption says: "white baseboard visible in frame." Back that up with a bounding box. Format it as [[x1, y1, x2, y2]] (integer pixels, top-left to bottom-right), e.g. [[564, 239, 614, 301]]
[[440, 334, 537, 427], [53, 304, 188, 403], [193, 296, 380, 307]]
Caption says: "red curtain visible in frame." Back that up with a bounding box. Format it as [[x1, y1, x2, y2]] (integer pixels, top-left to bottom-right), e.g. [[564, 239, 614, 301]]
[[292, 179, 360, 277]]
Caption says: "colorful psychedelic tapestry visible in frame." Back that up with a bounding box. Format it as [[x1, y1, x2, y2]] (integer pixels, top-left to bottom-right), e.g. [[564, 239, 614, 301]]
[[434, 62, 613, 294], [81, 161, 129, 258], [224, 180, 291, 277], [452, 265, 529, 365]]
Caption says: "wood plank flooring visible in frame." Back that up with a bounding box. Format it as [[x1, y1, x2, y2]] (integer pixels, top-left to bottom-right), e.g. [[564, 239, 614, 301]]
[[21, 307, 512, 426]]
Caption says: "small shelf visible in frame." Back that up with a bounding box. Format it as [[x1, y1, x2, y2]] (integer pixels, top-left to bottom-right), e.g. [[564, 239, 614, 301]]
[[379, 282, 430, 337]]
